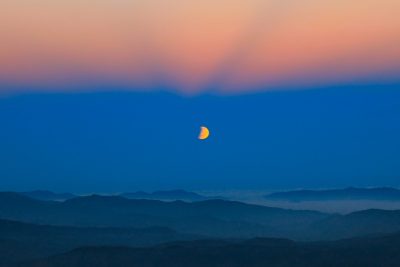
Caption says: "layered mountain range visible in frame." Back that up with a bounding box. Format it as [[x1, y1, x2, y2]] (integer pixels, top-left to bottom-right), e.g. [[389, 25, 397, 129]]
[[2, 190, 400, 266]]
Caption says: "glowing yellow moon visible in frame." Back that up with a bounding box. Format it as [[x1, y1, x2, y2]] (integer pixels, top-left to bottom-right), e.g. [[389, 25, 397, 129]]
[[198, 126, 210, 140]]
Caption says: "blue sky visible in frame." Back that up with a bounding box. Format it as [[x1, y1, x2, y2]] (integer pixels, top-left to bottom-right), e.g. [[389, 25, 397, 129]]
[[0, 83, 399, 193]]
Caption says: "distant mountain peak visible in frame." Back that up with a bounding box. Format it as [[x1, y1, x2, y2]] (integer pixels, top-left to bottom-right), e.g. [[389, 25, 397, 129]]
[[64, 194, 128, 204], [265, 187, 400, 202], [119, 189, 217, 202], [20, 190, 76, 201]]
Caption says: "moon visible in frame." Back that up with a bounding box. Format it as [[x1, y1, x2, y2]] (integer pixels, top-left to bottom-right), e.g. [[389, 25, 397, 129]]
[[198, 126, 210, 140]]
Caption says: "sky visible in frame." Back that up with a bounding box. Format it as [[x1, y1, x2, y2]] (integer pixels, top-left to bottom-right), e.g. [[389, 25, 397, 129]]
[[1, 86, 400, 192], [1, 0, 399, 94], [0, 0, 399, 192]]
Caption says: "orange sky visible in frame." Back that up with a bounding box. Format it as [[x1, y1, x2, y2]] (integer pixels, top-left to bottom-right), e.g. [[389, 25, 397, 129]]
[[0, 0, 399, 94]]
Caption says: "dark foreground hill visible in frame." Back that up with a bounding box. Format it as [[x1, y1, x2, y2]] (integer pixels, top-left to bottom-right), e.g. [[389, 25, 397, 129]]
[[265, 187, 400, 202], [0, 219, 197, 266], [16, 233, 400, 267]]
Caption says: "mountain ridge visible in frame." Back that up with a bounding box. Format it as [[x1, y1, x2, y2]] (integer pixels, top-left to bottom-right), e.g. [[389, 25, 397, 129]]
[[3, 192, 400, 241], [119, 190, 216, 201], [265, 187, 400, 202]]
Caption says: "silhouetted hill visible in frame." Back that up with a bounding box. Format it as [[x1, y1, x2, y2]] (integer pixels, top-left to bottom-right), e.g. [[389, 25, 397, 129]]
[[0, 192, 326, 239], [4, 192, 400, 241], [0, 238, 40, 267], [265, 187, 400, 202], [308, 209, 400, 240], [0, 192, 55, 216], [0, 219, 197, 265], [58, 196, 331, 239], [120, 190, 214, 201], [20, 190, 76, 201], [18, 233, 400, 267]]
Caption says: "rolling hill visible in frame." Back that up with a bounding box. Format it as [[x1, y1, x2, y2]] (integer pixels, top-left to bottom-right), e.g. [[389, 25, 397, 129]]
[[16, 232, 400, 267], [3, 192, 400, 241], [0, 192, 326, 239], [0, 219, 197, 265]]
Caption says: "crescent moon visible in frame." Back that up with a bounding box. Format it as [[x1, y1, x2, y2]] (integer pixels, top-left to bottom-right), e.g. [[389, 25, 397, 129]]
[[198, 126, 210, 140]]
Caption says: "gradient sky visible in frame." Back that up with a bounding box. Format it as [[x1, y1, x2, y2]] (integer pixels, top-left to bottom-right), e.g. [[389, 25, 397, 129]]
[[1, 85, 400, 192], [1, 0, 399, 94], [0, 1, 399, 192]]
